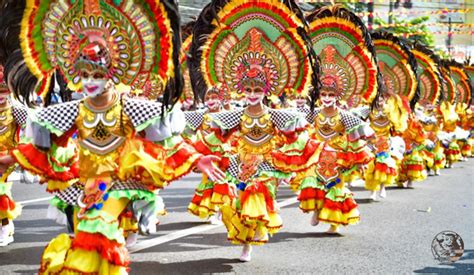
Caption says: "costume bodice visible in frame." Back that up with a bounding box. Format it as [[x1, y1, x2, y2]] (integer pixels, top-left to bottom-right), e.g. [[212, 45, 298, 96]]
[[370, 109, 390, 136], [238, 108, 276, 157], [0, 106, 18, 151], [313, 110, 345, 142]]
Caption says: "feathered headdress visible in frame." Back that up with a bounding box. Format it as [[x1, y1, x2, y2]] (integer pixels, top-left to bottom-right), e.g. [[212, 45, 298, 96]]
[[190, 0, 318, 101], [180, 20, 196, 106], [411, 44, 442, 106], [446, 60, 472, 108], [19, 0, 183, 108], [439, 61, 457, 104], [372, 31, 420, 110], [306, 5, 380, 107]]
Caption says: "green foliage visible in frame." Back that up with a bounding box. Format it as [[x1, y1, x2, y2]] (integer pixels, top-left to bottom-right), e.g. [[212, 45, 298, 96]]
[[374, 16, 435, 47], [307, 1, 366, 12]]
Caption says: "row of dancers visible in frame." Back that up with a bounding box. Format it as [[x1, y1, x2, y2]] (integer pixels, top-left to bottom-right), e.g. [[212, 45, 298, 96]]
[[0, 0, 472, 273]]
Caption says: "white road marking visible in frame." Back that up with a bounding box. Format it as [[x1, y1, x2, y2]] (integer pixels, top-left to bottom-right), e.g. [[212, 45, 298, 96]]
[[17, 197, 53, 205], [130, 196, 299, 253]]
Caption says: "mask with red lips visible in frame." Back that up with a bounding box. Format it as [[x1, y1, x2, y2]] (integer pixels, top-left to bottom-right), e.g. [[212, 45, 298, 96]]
[[74, 39, 111, 98]]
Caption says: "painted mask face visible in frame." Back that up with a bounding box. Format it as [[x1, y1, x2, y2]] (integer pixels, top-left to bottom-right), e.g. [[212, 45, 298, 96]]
[[320, 90, 337, 108], [244, 84, 265, 106], [0, 91, 8, 105], [205, 93, 221, 111], [294, 96, 307, 108], [80, 70, 108, 98]]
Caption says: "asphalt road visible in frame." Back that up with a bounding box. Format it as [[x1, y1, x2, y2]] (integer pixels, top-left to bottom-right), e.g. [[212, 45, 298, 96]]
[[0, 160, 473, 274]]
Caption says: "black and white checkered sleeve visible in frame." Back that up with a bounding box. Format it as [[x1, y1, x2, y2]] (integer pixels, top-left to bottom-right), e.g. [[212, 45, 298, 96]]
[[208, 109, 244, 130], [123, 97, 163, 129], [268, 109, 307, 131], [340, 110, 363, 130], [36, 100, 81, 134], [12, 105, 28, 126], [184, 110, 206, 130]]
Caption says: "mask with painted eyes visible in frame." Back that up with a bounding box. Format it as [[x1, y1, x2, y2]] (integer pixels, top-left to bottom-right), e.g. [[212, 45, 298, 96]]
[[295, 97, 307, 108], [244, 84, 265, 106], [320, 90, 337, 108], [205, 93, 222, 111], [80, 70, 108, 98]]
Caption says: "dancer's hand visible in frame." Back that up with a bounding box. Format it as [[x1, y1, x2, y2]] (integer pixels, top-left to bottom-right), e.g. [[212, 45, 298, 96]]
[[0, 155, 15, 173], [197, 155, 226, 183]]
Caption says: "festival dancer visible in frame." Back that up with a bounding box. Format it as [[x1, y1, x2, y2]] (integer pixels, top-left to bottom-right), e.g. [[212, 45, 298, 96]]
[[190, 0, 321, 262], [449, 63, 472, 161], [3, 1, 224, 273], [365, 31, 418, 199], [186, 84, 235, 224], [294, 5, 377, 233], [399, 45, 442, 186], [0, 66, 28, 246]]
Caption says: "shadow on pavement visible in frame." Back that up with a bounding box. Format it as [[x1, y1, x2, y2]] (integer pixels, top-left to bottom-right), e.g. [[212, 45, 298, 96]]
[[413, 249, 474, 274], [272, 231, 344, 243], [131, 258, 240, 274], [0, 245, 43, 267]]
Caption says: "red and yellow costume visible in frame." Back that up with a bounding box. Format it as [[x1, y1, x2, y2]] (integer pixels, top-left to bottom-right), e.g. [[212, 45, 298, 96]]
[[0, 67, 28, 242], [293, 6, 378, 227], [366, 31, 417, 191], [190, 0, 320, 245], [12, 0, 206, 273]]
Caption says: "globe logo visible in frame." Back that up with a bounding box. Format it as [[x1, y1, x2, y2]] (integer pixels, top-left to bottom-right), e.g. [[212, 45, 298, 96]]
[[431, 231, 464, 263]]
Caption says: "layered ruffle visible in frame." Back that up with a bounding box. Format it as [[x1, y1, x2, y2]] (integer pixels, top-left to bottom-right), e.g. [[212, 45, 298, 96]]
[[271, 134, 323, 173], [401, 150, 427, 181], [118, 137, 200, 188], [13, 143, 79, 192], [188, 175, 236, 219], [0, 182, 21, 220], [221, 179, 281, 245], [298, 178, 359, 226], [40, 233, 129, 274], [444, 141, 461, 162], [365, 155, 398, 191]]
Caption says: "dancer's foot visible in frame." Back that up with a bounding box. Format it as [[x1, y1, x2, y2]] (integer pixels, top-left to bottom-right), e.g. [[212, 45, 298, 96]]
[[0, 222, 14, 246], [208, 214, 222, 225], [369, 191, 378, 201], [407, 180, 413, 188], [310, 211, 319, 226], [326, 225, 340, 235], [379, 185, 387, 199], [125, 232, 138, 248], [434, 169, 441, 176], [428, 170, 434, 176], [239, 244, 252, 262]]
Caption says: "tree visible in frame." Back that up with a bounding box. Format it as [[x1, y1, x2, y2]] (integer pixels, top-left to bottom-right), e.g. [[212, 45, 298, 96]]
[[374, 16, 435, 47]]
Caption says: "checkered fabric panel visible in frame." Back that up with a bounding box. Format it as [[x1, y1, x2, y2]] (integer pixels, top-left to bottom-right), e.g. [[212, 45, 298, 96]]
[[37, 100, 81, 133], [297, 106, 313, 124], [340, 110, 363, 130], [268, 109, 306, 130], [227, 155, 240, 178], [12, 105, 28, 126], [124, 97, 162, 128], [55, 184, 82, 205], [208, 109, 244, 130], [110, 180, 148, 191], [184, 110, 206, 130], [258, 161, 275, 172]]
